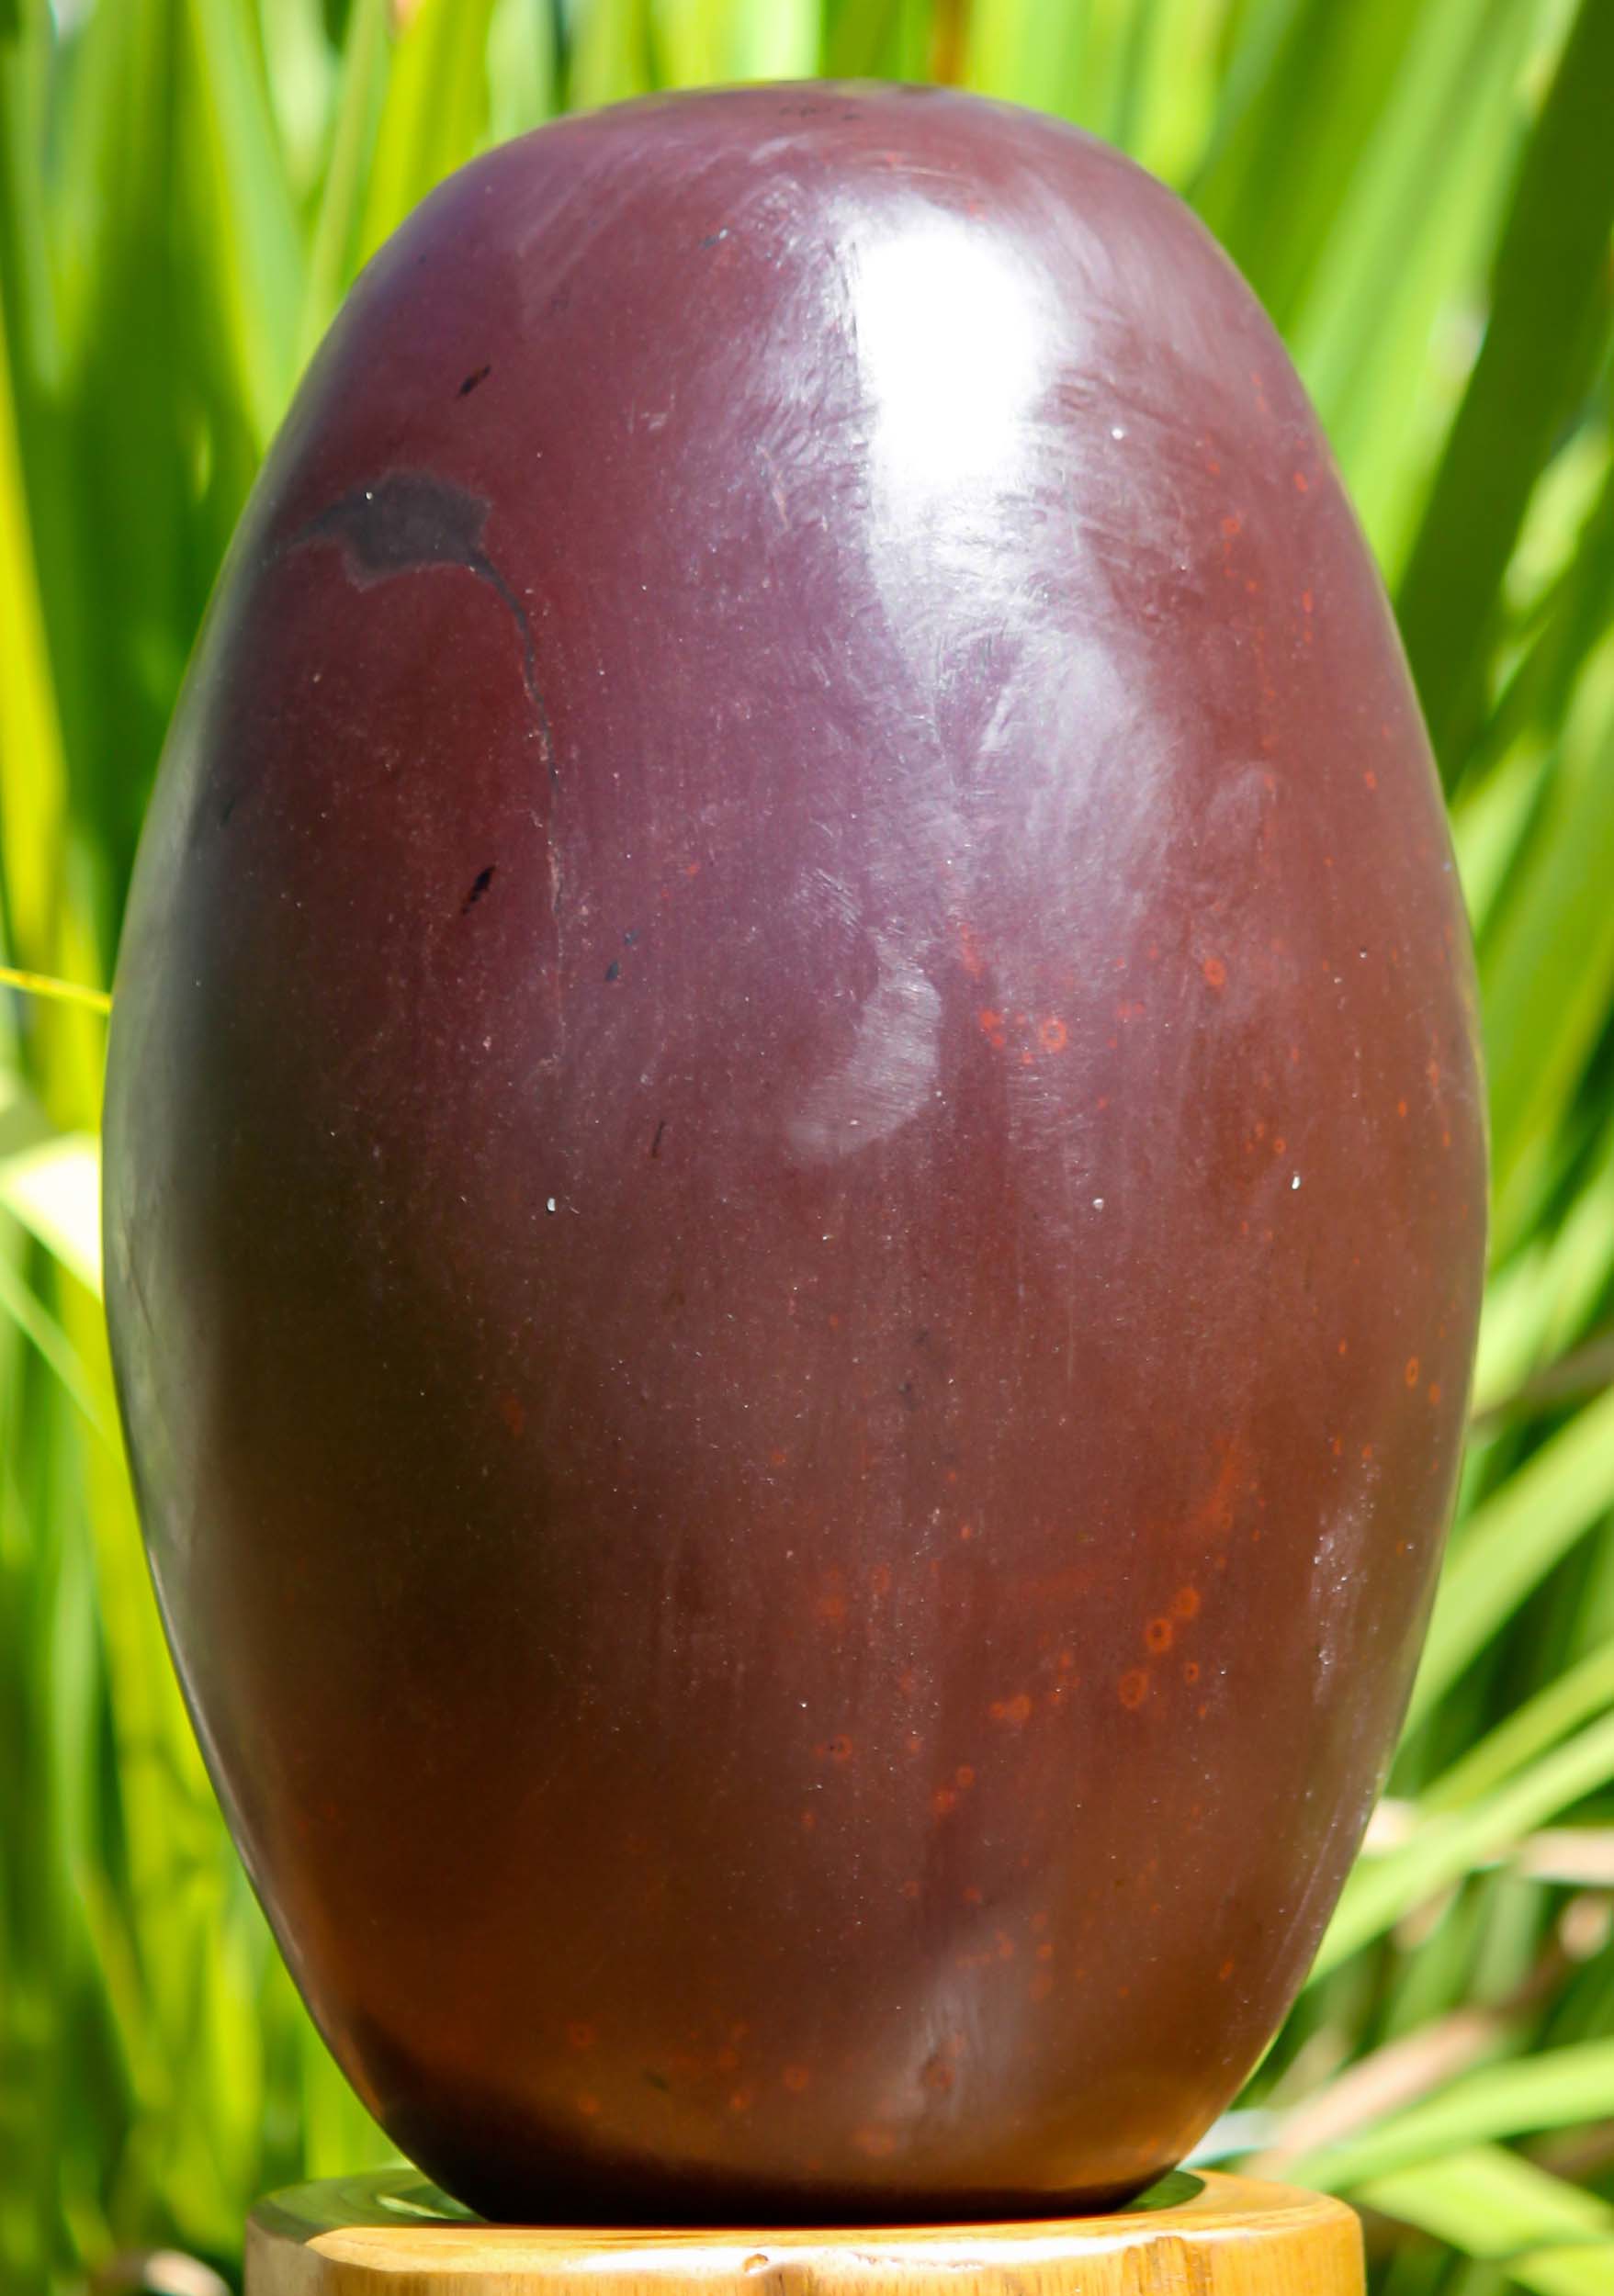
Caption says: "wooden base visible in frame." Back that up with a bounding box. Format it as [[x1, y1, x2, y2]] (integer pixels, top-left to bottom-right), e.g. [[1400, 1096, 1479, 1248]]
[[246, 2168, 1362, 2294]]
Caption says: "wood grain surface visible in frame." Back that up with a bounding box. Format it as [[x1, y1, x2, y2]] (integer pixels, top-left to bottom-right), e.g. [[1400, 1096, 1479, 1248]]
[[246, 2167, 1362, 2295]]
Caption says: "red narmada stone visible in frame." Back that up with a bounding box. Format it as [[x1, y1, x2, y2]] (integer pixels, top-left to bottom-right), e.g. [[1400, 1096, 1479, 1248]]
[[104, 85, 1486, 2222]]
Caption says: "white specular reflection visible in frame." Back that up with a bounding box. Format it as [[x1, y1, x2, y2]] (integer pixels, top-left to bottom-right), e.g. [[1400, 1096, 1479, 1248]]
[[852, 219, 1052, 504]]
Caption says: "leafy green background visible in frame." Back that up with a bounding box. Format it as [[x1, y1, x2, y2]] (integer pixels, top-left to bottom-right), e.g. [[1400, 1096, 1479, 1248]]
[[4, 0, 1614, 2289]]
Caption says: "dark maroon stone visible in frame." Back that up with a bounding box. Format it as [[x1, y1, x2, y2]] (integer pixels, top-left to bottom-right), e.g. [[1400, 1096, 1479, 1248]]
[[104, 84, 1486, 2223]]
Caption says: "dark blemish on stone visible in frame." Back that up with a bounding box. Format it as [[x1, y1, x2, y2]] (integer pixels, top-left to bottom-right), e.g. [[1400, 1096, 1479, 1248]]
[[220, 793, 238, 827], [457, 365, 491, 398], [650, 1118, 667, 1160], [462, 864, 496, 912], [288, 471, 557, 787], [897, 1379, 920, 1412], [604, 959, 621, 983], [623, 929, 638, 945], [643, 2069, 671, 2094], [699, 229, 729, 249]]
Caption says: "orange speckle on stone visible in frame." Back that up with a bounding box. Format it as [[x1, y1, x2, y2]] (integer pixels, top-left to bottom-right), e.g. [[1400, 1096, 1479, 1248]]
[[959, 1522, 974, 1543], [1028, 1971, 1055, 2002], [1428, 1057, 1442, 1089], [1202, 955, 1227, 990], [1363, 769, 1378, 791], [577, 2093, 601, 2117], [685, 861, 702, 878], [1362, 1444, 1375, 1464], [716, 2046, 740, 2072], [1405, 1356, 1420, 1387], [497, 1392, 525, 1437], [1221, 514, 1243, 537], [1145, 1617, 1174, 1654], [995, 1930, 1016, 1963], [1058, 1648, 1077, 1672], [921, 2058, 956, 2095], [1198, 1701, 1210, 1718], [1183, 1661, 1201, 1686], [728, 2089, 756, 2114], [1038, 1016, 1068, 1052], [1035, 1941, 1055, 1964], [1331, 1436, 1343, 1457], [1428, 1382, 1442, 1407], [963, 1885, 984, 1907], [1218, 1958, 1236, 1981], [854, 2128, 897, 2160], [932, 1787, 958, 1818], [901, 1877, 920, 1898], [978, 1007, 1007, 1048], [1207, 457, 1221, 477], [783, 2065, 811, 2094], [828, 1312, 841, 1330], [1174, 1586, 1201, 1620], [800, 1810, 817, 1832], [1301, 589, 1314, 613], [1293, 471, 1308, 492], [955, 1765, 976, 1790], [1118, 1668, 1148, 1711], [1271, 1135, 1287, 1156], [990, 1692, 1033, 1728], [822, 1735, 854, 1764], [956, 921, 987, 979], [567, 2021, 596, 2052], [1337, 1340, 1349, 1356], [768, 1446, 788, 1469], [869, 1563, 893, 1599]]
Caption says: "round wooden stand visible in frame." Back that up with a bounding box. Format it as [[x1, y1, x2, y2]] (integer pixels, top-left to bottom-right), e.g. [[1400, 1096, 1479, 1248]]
[[245, 2168, 1362, 2294]]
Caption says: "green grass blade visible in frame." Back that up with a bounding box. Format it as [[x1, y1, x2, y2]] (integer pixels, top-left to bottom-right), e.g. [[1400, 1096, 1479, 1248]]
[[1396, 0, 1614, 782], [182, 0, 306, 452], [1409, 1384, 1614, 1724], [299, 0, 390, 365], [1480, 676, 1614, 1250], [1359, 2146, 1614, 2296], [1312, 1707, 1614, 1978], [1422, 1640, 1614, 1815], [1191, 0, 1429, 334], [356, 0, 500, 264], [1295, 2039, 1614, 2191]]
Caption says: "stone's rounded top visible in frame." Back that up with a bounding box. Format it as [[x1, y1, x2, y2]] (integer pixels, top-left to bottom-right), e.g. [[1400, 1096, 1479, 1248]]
[[246, 2168, 1363, 2294]]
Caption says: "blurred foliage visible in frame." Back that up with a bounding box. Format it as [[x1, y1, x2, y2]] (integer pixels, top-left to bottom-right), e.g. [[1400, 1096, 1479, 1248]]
[[2, 0, 1614, 2288]]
